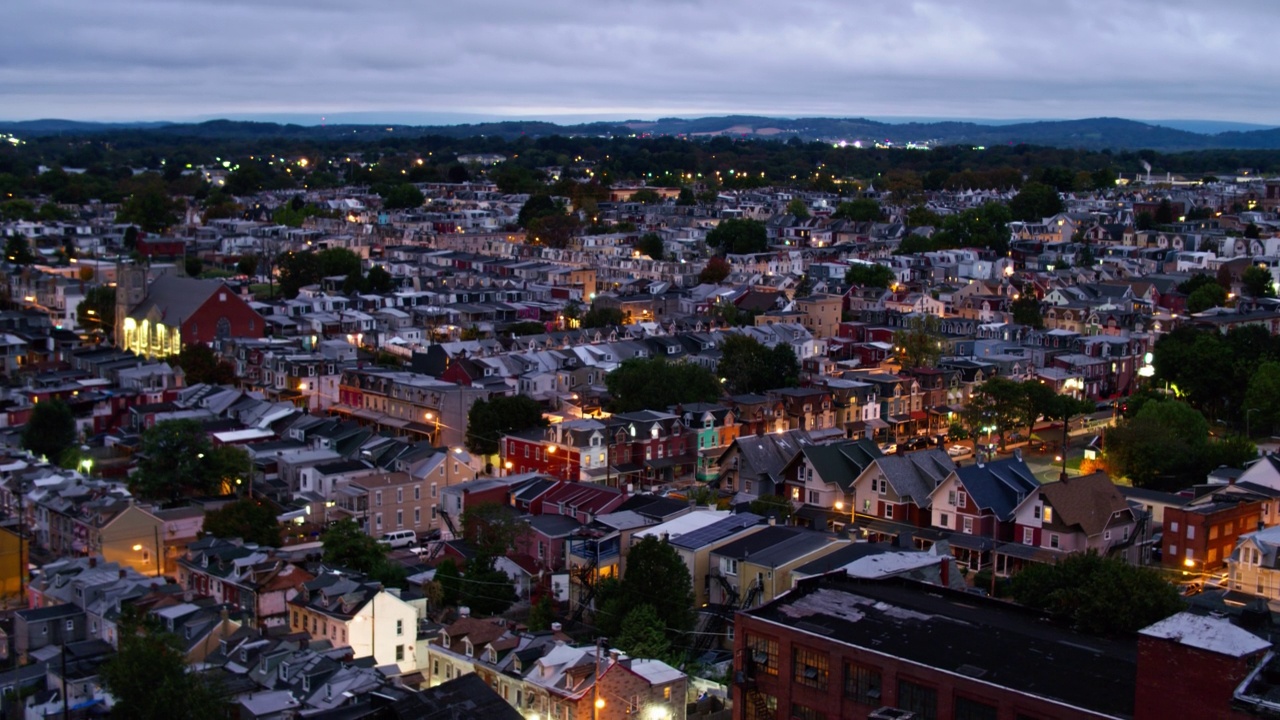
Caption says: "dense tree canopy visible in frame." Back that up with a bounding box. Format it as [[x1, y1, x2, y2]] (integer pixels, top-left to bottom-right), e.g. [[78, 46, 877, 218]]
[[833, 198, 883, 222], [1104, 399, 1254, 490], [100, 610, 225, 720], [698, 256, 731, 284], [132, 420, 250, 502], [1242, 265, 1277, 298], [595, 535, 694, 658], [636, 232, 665, 261], [893, 315, 944, 370], [1009, 552, 1182, 635], [174, 343, 236, 385], [202, 498, 281, 547], [320, 518, 404, 586], [381, 183, 425, 209], [22, 399, 77, 463], [717, 334, 799, 395], [605, 358, 722, 412], [844, 262, 895, 288], [581, 305, 626, 328], [1007, 181, 1064, 221], [465, 394, 547, 456], [1010, 294, 1044, 328], [77, 285, 116, 336], [705, 218, 768, 255]]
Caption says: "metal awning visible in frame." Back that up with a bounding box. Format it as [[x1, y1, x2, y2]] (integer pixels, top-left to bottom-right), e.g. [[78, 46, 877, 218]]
[[865, 418, 890, 430]]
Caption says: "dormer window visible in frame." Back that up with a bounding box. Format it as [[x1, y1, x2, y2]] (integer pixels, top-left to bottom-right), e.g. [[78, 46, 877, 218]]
[[464, 640, 474, 657], [280, 662, 290, 680], [441, 632, 451, 649]]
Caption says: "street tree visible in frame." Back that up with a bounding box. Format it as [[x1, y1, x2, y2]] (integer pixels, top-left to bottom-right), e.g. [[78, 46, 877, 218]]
[[616, 604, 672, 661], [464, 394, 547, 457], [174, 343, 236, 385], [786, 198, 810, 219], [1008, 182, 1064, 221], [605, 358, 722, 413], [967, 376, 1025, 449], [1104, 400, 1212, 490], [1186, 283, 1229, 313], [636, 232, 665, 261], [460, 502, 530, 559], [698, 256, 731, 284], [4, 234, 36, 264], [833, 198, 883, 222], [100, 610, 225, 720], [517, 194, 562, 227], [717, 334, 799, 395], [618, 535, 695, 641], [236, 253, 260, 278], [1010, 294, 1044, 328], [581, 305, 625, 328], [705, 218, 768, 255], [381, 183, 425, 210], [1242, 265, 1277, 299], [22, 399, 77, 463], [1245, 361, 1280, 437], [131, 419, 237, 501], [201, 498, 281, 547], [116, 182, 181, 233], [1009, 552, 1182, 635], [320, 518, 404, 585], [893, 315, 944, 370], [845, 263, 895, 288], [77, 286, 116, 337]]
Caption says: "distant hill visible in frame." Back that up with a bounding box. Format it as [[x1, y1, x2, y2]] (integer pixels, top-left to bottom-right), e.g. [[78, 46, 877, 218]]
[[3, 115, 1280, 151]]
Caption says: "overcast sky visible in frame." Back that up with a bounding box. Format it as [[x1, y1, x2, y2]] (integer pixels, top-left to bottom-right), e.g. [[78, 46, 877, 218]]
[[5, 0, 1278, 125]]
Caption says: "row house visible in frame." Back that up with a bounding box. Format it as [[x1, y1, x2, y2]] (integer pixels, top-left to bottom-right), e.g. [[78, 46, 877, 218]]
[[767, 387, 839, 438], [176, 537, 315, 628], [708, 525, 847, 611], [676, 403, 741, 482], [424, 619, 687, 720], [780, 439, 882, 527], [1003, 472, 1139, 575], [929, 457, 1041, 571], [288, 572, 422, 672], [849, 448, 955, 531], [715, 429, 813, 500], [814, 378, 883, 442]]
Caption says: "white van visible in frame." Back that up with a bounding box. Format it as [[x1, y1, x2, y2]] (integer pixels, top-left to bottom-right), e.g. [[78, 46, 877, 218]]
[[378, 530, 417, 549]]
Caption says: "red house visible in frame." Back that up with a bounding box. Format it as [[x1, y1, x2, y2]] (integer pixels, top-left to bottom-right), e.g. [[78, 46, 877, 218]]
[[120, 274, 264, 358]]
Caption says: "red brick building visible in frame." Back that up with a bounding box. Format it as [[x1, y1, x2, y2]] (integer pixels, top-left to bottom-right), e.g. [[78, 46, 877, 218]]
[[735, 575, 1137, 720], [1136, 613, 1270, 720], [1161, 483, 1280, 572]]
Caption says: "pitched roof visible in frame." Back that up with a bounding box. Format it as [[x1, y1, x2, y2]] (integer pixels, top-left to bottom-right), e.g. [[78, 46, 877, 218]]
[[872, 449, 955, 507], [128, 274, 230, 324], [1037, 472, 1131, 537], [953, 457, 1041, 521]]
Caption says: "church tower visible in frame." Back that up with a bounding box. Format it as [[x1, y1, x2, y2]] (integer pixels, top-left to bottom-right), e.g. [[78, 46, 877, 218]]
[[114, 261, 148, 350]]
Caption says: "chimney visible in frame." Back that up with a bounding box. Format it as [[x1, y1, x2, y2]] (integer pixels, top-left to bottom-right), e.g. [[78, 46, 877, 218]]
[[458, 605, 470, 618], [119, 569, 126, 579], [88, 557, 97, 569], [768, 517, 776, 526], [551, 622, 562, 632]]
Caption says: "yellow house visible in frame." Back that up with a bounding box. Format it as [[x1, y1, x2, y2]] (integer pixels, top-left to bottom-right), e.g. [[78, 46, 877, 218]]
[[93, 504, 166, 577], [794, 294, 843, 339], [0, 526, 28, 601]]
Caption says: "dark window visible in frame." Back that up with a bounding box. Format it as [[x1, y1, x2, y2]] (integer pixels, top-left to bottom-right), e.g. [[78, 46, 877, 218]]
[[746, 634, 778, 676], [955, 697, 997, 720], [790, 703, 824, 720], [844, 662, 882, 705], [792, 646, 829, 690], [898, 679, 938, 720], [216, 316, 231, 339]]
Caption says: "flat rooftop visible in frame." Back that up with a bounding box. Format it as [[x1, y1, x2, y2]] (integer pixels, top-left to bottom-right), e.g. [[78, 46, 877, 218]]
[[744, 575, 1137, 718]]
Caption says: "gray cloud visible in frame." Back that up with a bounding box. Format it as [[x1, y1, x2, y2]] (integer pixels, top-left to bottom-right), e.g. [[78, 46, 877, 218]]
[[4, 0, 1278, 123]]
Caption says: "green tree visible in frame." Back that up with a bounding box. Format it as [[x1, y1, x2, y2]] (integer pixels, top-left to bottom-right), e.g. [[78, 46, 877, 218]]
[[630, 188, 662, 204], [201, 498, 281, 547], [434, 558, 463, 607], [636, 233, 665, 261], [320, 518, 398, 580], [185, 256, 204, 277], [236, 253, 260, 278], [1105, 400, 1211, 490], [316, 247, 362, 279], [705, 218, 768, 255], [616, 604, 672, 661], [967, 376, 1025, 449], [382, 183, 425, 210], [0, 199, 37, 221], [528, 595, 554, 631], [465, 394, 547, 456], [1008, 182, 1064, 221], [77, 286, 115, 336], [22, 400, 77, 463], [620, 536, 695, 639], [1242, 265, 1276, 299], [605, 358, 722, 413], [749, 494, 795, 523], [364, 265, 396, 293], [459, 555, 517, 616], [132, 419, 227, 501], [174, 343, 236, 385], [930, 202, 1012, 254], [460, 502, 531, 559], [1245, 223, 1262, 240], [833, 199, 883, 222], [717, 334, 799, 395], [1009, 552, 1182, 635], [786, 198, 810, 219], [517, 194, 563, 227], [1010, 294, 1044, 328], [893, 315, 944, 370], [100, 611, 225, 720], [1187, 283, 1228, 313], [698, 256, 731, 284], [905, 205, 942, 227], [116, 182, 181, 233], [276, 251, 322, 298], [844, 263, 894, 288], [582, 305, 626, 328], [1154, 198, 1175, 225], [1245, 362, 1280, 437], [4, 234, 36, 264], [505, 320, 547, 336]]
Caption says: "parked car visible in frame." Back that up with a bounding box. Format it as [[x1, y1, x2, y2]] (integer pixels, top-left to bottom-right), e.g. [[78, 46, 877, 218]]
[[377, 530, 417, 548], [947, 445, 971, 457]]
